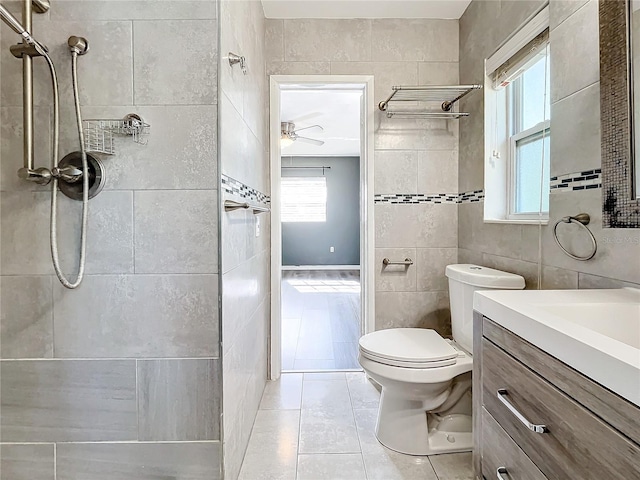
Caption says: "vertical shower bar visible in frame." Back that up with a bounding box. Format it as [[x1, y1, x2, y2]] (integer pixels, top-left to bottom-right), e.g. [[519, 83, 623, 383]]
[[22, 0, 34, 171]]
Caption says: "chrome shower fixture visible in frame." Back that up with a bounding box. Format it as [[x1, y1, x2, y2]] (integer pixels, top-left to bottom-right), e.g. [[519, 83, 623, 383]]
[[1, 0, 50, 180], [67, 35, 88, 55], [0, 1, 49, 42], [228, 52, 247, 74], [0, 4, 33, 40]]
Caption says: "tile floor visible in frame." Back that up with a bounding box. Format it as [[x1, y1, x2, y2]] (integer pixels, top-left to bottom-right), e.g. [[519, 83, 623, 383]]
[[281, 270, 361, 371], [238, 372, 474, 480]]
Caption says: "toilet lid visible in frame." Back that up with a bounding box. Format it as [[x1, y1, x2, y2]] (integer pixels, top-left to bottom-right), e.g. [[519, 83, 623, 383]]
[[359, 328, 458, 364]]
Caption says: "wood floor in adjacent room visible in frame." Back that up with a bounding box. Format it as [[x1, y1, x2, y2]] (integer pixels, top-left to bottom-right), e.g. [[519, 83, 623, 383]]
[[281, 269, 361, 371]]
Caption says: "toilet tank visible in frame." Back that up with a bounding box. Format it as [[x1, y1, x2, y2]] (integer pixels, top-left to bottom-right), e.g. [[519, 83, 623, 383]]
[[445, 264, 525, 353]]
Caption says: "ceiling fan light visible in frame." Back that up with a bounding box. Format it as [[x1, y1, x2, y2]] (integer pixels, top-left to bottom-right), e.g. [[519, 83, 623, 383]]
[[280, 134, 294, 147]]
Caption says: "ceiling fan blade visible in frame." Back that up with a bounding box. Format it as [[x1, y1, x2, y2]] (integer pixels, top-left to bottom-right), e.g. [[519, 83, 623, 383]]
[[293, 124, 324, 134], [296, 136, 325, 146], [289, 112, 322, 124]]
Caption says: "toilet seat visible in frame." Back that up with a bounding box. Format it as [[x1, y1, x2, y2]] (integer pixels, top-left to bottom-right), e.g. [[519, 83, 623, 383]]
[[359, 328, 459, 369]]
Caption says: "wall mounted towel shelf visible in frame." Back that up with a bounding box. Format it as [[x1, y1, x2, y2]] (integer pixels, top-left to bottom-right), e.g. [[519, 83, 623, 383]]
[[224, 199, 270, 214], [379, 85, 482, 119]]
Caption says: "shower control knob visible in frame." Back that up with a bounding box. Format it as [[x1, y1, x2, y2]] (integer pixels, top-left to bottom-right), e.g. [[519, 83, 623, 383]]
[[52, 165, 83, 184]]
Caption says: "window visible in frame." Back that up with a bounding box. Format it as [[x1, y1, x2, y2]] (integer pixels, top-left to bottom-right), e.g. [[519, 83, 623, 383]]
[[281, 177, 327, 222], [508, 49, 551, 217], [484, 6, 551, 223]]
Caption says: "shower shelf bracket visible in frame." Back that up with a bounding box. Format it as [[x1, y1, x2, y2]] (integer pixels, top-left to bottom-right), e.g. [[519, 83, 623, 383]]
[[378, 85, 482, 119], [83, 113, 150, 155]]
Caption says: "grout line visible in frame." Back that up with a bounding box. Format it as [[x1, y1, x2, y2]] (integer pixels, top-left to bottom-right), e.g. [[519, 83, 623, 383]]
[[346, 372, 368, 478], [132, 191, 136, 274], [0, 357, 220, 362], [549, 0, 591, 33], [0, 440, 222, 445], [135, 358, 139, 440], [50, 275, 55, 358], [53, 442, 57, 480], [131, 20, 136, 105], [550, 79, 599, 106], [296, 377, 306, 477], [428, 454, 442, 480]]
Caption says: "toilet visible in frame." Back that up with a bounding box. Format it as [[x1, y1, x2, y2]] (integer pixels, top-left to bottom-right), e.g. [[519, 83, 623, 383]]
[[358, 264, 525, 456]]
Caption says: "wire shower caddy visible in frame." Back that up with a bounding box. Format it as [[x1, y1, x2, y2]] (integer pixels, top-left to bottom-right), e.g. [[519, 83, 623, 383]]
[[83, 113, 150, 155]]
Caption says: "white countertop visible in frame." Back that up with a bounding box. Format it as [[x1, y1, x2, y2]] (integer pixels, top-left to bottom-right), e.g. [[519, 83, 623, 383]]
[[474, 287, 640, 407]]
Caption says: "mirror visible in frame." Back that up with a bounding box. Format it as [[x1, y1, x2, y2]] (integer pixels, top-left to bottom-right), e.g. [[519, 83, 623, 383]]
[[633, 1, 640, 199], [599, 0, 640, 227]]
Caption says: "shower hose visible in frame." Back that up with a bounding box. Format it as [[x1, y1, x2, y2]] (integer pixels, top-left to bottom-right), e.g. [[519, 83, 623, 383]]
[[37, 42, 88, 289]]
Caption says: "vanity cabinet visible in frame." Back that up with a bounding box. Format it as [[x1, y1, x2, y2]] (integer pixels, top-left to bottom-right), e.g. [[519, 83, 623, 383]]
[[473, 312, 640, 480]]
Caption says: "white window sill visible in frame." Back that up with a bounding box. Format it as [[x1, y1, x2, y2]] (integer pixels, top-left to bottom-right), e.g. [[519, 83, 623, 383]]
[[484, 218, 549, 225]]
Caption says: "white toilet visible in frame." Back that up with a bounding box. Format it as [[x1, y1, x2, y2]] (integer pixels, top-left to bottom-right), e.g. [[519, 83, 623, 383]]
[[358, 264, 525, 456]]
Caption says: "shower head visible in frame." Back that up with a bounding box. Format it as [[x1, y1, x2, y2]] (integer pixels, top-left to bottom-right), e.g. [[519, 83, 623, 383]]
[[0, 4, 36, 44]]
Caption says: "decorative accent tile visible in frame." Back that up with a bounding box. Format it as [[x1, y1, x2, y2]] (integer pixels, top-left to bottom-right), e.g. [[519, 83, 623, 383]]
[[221, 175, 270, 204], [458, 190, 485, 203], [550, 169, 602, 193], [375, 170, 605, 206], [374, 190, 484, 204]]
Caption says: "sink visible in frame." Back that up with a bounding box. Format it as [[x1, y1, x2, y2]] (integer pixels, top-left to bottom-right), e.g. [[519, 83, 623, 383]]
[[473, 287, 640, 407]]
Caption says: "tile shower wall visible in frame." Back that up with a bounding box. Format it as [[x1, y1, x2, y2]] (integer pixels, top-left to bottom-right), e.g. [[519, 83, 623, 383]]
[[0, 2, 221, 479], [266, 18, 460, 335], [458, 0, 640, 289], [220, 1, 270, 479]]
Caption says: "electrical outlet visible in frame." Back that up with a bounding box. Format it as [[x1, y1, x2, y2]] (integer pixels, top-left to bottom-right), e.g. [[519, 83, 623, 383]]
[[330, 246, 335, 253]]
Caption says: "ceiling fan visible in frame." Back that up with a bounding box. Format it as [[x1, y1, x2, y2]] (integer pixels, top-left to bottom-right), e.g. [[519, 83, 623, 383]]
[[281, 122, 325, 147]]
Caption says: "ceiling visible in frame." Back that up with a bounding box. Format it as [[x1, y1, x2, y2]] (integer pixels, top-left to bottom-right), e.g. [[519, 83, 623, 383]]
[[280, 89, 362, 157], [262, 0, 472, 20]]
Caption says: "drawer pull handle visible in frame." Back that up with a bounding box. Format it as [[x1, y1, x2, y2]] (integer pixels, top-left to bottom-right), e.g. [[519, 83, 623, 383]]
[[497, 389, 547, 434], [497, 467, 509, 480]]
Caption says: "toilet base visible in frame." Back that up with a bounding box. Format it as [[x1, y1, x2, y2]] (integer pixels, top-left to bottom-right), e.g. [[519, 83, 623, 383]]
[[374, 390, 472, 456]]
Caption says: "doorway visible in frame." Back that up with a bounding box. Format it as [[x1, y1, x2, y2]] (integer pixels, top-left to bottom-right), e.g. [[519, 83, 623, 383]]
[[270, 76, 375, 379]]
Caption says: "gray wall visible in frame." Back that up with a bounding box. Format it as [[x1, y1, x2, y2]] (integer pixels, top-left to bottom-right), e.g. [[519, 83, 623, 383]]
[[266, 18, 460, 335], [219, 1, 270, 479], [459, 0, 640, 289], [282, 156, 360, 266], [0, 1, 221, 478]]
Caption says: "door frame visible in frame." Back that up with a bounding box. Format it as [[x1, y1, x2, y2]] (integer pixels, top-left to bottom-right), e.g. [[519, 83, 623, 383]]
[[269, 75, 375, 380]]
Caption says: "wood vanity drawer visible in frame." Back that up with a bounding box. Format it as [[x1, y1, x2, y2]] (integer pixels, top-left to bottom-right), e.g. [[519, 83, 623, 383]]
[[481, 407, 546, 480], [482, 338, 640, 480]]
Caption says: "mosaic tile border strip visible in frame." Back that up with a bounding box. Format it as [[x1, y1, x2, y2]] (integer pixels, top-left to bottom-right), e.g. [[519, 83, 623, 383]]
[[221, 174, 270, 204], [374, 190, 484, 204], [550, 169, 602, 193]]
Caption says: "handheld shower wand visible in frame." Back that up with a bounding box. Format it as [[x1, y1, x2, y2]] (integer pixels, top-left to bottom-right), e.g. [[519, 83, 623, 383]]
[[0, 4, 33, 39], [0, 3, 46, 53]]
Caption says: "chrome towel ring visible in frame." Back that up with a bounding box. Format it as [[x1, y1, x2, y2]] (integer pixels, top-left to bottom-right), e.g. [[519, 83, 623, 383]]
[[553, 213, 597, 261]]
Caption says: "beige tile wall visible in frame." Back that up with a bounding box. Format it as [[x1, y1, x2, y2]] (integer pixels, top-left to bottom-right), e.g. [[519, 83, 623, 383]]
[[458, 0, 640, 289], [266, 18, 460, 335], [0, 1, 221, 478], [219, 1, 270, 479]]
